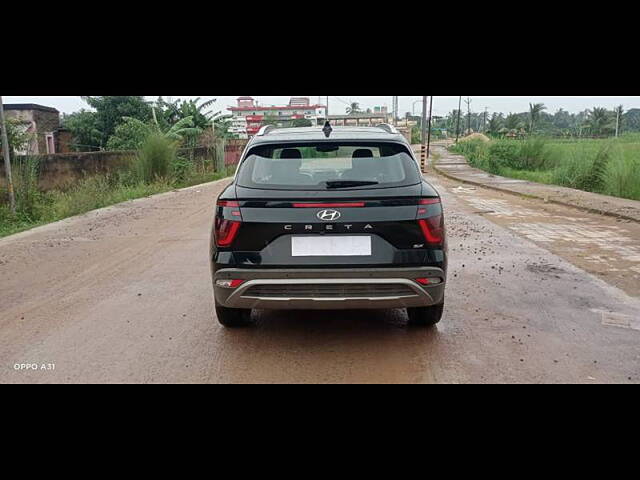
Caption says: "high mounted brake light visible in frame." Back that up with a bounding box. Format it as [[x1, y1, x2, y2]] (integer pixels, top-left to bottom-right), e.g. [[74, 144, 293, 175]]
[[293, 202, 365, 208]]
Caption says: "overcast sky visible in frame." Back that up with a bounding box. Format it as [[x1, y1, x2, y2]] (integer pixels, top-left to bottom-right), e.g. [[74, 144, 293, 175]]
[[4, 96, 640, 117]]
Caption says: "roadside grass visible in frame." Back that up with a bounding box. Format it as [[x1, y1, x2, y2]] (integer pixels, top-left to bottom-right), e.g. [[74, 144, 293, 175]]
[[449, 136, 640, 201], [0, 145, 235, 239]]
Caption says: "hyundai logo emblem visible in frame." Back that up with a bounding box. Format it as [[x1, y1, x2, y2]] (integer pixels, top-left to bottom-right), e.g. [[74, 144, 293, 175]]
[[317, 209, 341, 221]]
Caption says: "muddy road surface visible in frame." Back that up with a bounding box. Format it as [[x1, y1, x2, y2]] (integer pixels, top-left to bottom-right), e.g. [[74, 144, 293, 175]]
[[1, 175, 639, 383]]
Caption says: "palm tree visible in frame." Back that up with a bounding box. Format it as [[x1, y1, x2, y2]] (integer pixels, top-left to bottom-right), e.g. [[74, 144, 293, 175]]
[[154, 97, 216, 131], [529, 103, 546, 134], [586, 107, 613, 137], [486, 112, 504, 135], [345, 102, 361, 115], [123, 115, 202, 144], [504, 113, 520, 130], [177, 97, 216, 129]]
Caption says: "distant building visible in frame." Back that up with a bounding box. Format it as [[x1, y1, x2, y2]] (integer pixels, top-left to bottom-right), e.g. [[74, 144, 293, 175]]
[[226, 115, 248, 139], [228, 97, 326, 136], [3, 104, 71, 154]]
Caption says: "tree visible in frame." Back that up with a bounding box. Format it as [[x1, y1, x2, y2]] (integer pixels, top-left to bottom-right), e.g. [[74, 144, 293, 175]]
[[528, 102, 546, 134], [552, 108, 572, 131], [106, 116, 202, 151], [623, 108, 640, 132], [586, 107, 613, 137], [171, 97, 216, 130], [262, 115, 280, 127], [61, 110, 103, 151], [486, 112, 504, 135], [0, 117, 34, 156], [291, 118, 313, 127], [105, 118, 154, 151], [345, 102, 361, 115], [503, 113, 522, 133], [81, 96, 152, 147]]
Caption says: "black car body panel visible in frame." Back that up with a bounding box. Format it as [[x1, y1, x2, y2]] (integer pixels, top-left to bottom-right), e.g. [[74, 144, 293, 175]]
[[210, 126, 447, 311]]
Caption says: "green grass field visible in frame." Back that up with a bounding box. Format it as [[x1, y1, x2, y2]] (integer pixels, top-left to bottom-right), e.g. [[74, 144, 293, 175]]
[[449, 134, 640, 201]]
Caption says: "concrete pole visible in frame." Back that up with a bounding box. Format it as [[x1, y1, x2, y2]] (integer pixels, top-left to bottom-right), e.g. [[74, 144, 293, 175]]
[[455, 96, 462, 143], [0, 96, 16, 214], [426, 96, 433, 160], [421, 95, 427, 172]]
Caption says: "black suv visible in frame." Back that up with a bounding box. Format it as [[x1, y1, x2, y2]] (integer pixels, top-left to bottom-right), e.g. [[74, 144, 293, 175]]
[[210, 124, 447, 327]]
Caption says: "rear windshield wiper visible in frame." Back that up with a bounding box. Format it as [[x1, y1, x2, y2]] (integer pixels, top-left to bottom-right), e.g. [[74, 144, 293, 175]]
[[325, 180, 379, 189]]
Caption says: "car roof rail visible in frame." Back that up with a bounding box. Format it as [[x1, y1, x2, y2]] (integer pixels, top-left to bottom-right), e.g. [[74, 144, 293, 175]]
[[256, 125, 276, 136], [375, 123, 399, 134]]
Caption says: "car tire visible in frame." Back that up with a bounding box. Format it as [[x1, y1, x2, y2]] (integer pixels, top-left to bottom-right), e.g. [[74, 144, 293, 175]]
[[407, 303, 444, 326], [215, 303, 253, 327]]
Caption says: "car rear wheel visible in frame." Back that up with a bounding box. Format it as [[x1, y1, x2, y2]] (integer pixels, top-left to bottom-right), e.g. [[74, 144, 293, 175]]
[[407, 303, 444, 326], [215, 303, 253, 327]]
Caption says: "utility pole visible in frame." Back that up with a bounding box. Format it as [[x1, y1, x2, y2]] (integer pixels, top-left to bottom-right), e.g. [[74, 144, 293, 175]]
[[483, 107, 488, 132], [615, 105, 622, 137], [421, 96, 427, 172], [426, 96, 433, 160], [326, 96, 329, 121], [0, 96, 16, 214], [412, 100, 422, 116], [391, 96, 397, 126], [455, 96, 462, 143], [465, 97, 472, 135]]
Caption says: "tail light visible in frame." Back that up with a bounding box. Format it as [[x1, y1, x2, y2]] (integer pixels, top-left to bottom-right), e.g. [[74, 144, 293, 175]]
[[417, 198, 444, 246], [215, 199, 242, 247]]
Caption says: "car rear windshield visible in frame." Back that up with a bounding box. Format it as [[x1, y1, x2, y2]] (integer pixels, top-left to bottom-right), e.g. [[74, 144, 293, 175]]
[[235, 142, 421, 190]]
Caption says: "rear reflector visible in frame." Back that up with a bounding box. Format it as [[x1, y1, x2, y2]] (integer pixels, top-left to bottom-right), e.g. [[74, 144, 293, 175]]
[[215, 279, 245, 288], [415, 277, 442, 285], [293, 202, 365, 208]]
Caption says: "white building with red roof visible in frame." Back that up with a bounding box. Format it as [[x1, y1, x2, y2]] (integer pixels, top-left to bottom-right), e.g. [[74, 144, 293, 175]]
[[228, 97, 326, 136]]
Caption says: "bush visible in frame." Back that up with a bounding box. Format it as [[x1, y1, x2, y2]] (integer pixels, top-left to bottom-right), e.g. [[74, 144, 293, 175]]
[[602, 149, 640, 200], [13, 156, 44, 221], [517, 138, 552, 170], [171, 156, 193, 182], [134, 134, 176, 182], [551, 142, 612, 193]]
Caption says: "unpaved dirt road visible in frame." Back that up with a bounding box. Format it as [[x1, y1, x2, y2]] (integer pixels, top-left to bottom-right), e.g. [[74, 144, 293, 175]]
[[1, 173, 639, 383]]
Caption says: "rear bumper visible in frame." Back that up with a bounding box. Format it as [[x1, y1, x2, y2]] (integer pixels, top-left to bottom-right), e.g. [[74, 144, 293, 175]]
[[213, 267, 445, 310]]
